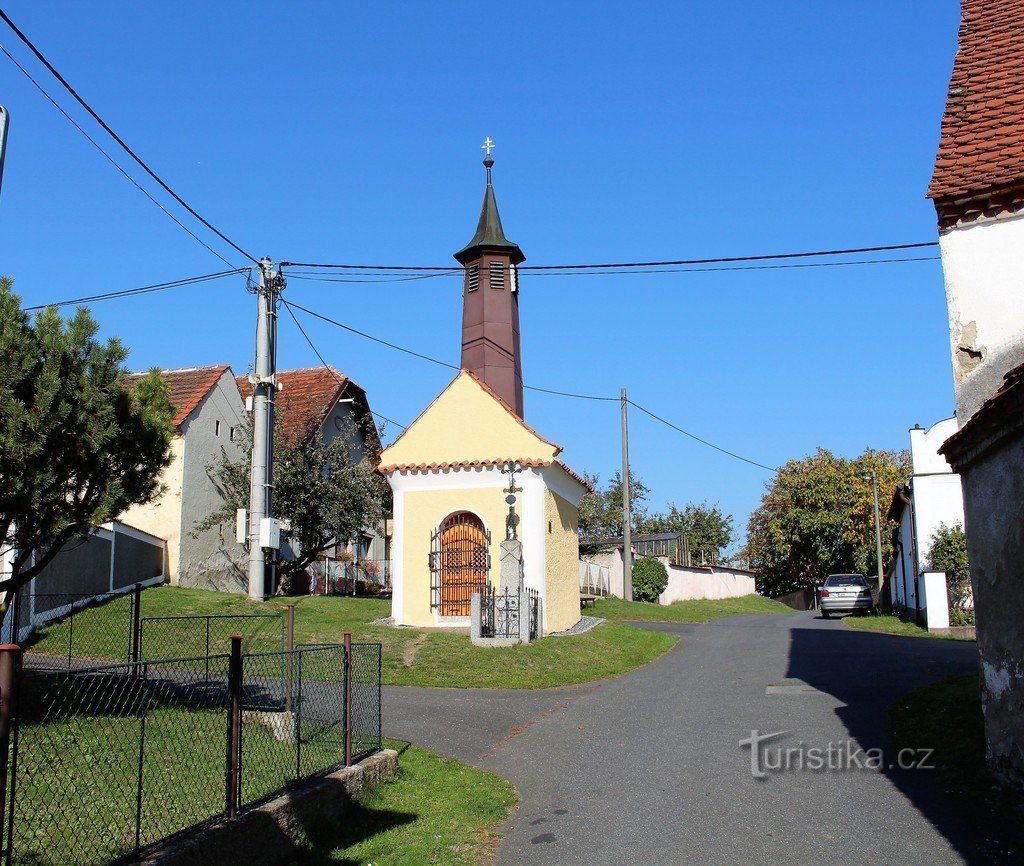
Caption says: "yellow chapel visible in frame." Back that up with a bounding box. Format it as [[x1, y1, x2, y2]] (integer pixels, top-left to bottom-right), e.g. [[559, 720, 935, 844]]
[[379, 148, 589, 635]]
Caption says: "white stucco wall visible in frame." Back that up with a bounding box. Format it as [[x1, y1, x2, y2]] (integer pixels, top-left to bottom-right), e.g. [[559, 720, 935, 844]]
[[920, 571, 951, 631], [939, 211, 1024, 422], [659, 564, 756, 604], [892, 498, 918, 612]]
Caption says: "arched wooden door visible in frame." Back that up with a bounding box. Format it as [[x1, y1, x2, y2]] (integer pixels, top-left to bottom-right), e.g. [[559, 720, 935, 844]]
[[430, 512, 490, 616]]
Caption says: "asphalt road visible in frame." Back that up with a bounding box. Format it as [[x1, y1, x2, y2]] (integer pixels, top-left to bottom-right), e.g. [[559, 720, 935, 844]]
[[384, 611, 1022, 865]]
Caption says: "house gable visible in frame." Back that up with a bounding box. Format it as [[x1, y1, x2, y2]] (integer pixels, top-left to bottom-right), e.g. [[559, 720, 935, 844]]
[[380, 370, 560, 470]]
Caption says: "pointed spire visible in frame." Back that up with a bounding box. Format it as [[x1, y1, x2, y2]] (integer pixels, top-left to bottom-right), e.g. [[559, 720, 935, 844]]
[[454, 141, 525, 265]]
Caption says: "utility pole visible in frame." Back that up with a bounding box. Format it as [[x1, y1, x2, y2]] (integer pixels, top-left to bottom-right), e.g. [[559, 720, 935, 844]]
[[621, 388, 633, 602], [0, 105, 10, 201], [247, 258, 284, 600], [871, 471, 885, 604]]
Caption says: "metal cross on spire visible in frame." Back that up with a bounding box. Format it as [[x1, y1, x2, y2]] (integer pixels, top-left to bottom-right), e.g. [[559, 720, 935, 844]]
[[481, 137, 495, 155]]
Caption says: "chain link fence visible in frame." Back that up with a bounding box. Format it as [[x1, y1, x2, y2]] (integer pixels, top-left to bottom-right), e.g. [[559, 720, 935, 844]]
[[1, 636, 382, 866], [139, 612, 285, 660]]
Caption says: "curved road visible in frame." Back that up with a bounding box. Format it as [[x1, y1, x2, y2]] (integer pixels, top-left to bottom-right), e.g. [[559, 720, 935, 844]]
[[384, 611, 1022, 864]]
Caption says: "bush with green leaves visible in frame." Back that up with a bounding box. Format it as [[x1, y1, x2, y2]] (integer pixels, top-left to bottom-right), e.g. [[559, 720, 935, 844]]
[[927, 523, 973, 622], [632, 556, 669, 603]]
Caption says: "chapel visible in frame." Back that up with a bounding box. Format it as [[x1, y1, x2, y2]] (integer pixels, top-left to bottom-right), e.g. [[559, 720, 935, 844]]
[[379, 146, 589, 634]]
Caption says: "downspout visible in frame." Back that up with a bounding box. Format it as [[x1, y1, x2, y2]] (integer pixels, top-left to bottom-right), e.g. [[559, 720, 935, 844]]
[[898, 488, 921, 624]]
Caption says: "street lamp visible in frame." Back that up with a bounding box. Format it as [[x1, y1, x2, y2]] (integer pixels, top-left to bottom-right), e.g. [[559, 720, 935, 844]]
[[864, 470, 885, 607]]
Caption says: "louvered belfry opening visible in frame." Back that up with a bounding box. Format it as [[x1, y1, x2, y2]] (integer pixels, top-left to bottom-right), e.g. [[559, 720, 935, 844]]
[[430, 511, 490, 616]]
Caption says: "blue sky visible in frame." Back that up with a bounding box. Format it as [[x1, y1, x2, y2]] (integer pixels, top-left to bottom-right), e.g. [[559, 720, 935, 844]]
[[0, 2, 962, 547]]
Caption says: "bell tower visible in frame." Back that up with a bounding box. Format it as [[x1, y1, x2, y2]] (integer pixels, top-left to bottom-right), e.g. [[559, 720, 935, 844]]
[[454, 139, 526, 418]]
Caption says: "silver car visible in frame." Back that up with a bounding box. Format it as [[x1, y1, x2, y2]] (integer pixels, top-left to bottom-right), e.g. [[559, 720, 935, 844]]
[[820, 574, 874, 617]]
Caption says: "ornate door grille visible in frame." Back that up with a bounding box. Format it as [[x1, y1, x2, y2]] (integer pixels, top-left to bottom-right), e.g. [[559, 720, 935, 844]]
[[429, 512, 490, 616]]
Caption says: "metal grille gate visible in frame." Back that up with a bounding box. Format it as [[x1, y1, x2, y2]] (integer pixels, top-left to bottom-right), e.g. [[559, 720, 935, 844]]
[[429, 512, 490, 616]]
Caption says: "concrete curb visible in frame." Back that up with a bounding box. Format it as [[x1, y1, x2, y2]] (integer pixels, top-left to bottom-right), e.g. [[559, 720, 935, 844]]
[[140, 749, 399, 866]]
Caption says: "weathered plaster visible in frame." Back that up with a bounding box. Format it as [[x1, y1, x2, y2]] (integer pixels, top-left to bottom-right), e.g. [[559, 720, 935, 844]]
[[938, 211, 1024, 421]]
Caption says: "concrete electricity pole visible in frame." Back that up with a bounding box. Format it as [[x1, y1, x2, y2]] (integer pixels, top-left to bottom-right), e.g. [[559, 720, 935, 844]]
[[0, 105, 10, 201], [621, 388, 633, 602], [247, 258, 284, 600], [871, 471, 885, 602]]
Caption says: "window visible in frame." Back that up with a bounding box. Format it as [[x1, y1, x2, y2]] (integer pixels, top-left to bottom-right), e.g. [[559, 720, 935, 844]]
[[510, 264, 519, 294], [489, 261, 504, 289], [215, 420, 221, 437], [229, 426, 236, 442], [466, 264, 479, 292]]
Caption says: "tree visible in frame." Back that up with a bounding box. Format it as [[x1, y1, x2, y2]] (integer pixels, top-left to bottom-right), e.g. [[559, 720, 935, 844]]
[[632, 556, 668, 602], [577, 469, 649, 540], [743, 447, 910, 597], [0, 278, 174, 598], [637, 501, 734, 564], [927, 522, 972, 617], [198, 413, 387, 590]]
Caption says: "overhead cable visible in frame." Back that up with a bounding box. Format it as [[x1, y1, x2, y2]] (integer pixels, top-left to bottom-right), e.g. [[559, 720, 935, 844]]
[[0, 8, 259, 265], [25, 269, 249, 310], [279, 299, 408, 431], [0, 42, 239, 269], [279, 241, 939, 273]]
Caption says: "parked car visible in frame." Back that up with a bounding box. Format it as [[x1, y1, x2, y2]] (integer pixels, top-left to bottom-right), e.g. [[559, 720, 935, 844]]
[[820, 574, 874, 617]]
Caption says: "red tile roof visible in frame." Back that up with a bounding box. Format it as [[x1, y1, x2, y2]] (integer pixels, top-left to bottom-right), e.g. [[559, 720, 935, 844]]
[[237, 366, 364, 446], [929, 0, 1024, 222], [378, 456, 594, 492], [127, 365, 229, 430]]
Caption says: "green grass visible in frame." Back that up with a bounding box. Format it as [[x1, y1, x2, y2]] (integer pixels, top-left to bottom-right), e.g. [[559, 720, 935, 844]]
[[294, 742, 518, 865], [844, 614, 975, 640], [13, 694, 347, 866], [28, 586, 678, 689], [591, 593, 791, 622], [889, 673, 1023, 812]]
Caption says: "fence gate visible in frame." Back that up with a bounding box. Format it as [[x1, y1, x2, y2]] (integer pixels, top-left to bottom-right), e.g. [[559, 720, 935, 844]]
[[429, 512, 490, 616]]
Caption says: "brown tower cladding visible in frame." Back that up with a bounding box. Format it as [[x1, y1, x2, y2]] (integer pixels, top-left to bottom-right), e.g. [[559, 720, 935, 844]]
[[454, 146, 526, 418]]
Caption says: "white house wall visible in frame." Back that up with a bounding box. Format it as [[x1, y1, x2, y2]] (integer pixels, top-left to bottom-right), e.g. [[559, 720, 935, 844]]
[[939, 211, 1024, 422]]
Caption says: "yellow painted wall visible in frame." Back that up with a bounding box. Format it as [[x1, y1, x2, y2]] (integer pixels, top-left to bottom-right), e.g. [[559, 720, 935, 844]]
[[399, 486, 508, 627], [119, 436, 185, 582], [545, 489, 582, 633], [381, 372, 559, 469]]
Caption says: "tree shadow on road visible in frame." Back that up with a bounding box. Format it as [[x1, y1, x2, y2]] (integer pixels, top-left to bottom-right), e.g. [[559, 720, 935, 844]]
[[786, 620, 1024, 863]]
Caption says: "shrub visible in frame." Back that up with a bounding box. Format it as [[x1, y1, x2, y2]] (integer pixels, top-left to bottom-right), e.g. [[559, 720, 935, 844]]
[[927, 523, 972, 618], [632, 556, 669, 602]]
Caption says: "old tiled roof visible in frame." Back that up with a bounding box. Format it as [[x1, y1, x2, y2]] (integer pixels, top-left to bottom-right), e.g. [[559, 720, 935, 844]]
[[940, 360, 1024, 468], [378, 456, 594, 492], [928, 0, 1024, 220], [127, 365, 229, 430], [237, 366, 359, 445]]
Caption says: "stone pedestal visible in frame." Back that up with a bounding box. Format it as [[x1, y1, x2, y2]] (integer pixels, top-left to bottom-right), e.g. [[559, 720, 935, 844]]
[[499, 539, 525, 594]]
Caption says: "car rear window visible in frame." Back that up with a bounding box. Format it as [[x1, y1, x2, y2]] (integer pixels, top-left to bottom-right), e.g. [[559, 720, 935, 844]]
[[825, 575, 867, 587]]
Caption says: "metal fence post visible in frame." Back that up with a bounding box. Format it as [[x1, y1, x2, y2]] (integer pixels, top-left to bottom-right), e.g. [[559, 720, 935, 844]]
[[0, 644, 21, 863], [67, 606, 74, 671], [343, 631, 352, 767], [284, 604, 295, 714], [225, 635, 243, 819], [134, 662, 150, 858], [131, 583, 143, 665], [294, 650, 302, 781]]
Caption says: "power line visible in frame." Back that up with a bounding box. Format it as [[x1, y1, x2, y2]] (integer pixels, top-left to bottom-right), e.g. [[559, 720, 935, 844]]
[[279, 299, 408, 431], [24, 269, 248, 311], [0, 42, 238, 269], [282, 256, 938, 284], [627, 399, 777, 472], [284, 300, 460, 371], [279, 241, 939, 273], [0, 7, 259, 265]]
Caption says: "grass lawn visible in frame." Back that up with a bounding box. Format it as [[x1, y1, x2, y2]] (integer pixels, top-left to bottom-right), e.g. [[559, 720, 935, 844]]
[[591, 593, 791, 622], [889, 673, 1024, 812], [27, 586, 678, 689], [13, 693, 347, 866], [844, 614, 975, 640], [294, 742, 518, 865]]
